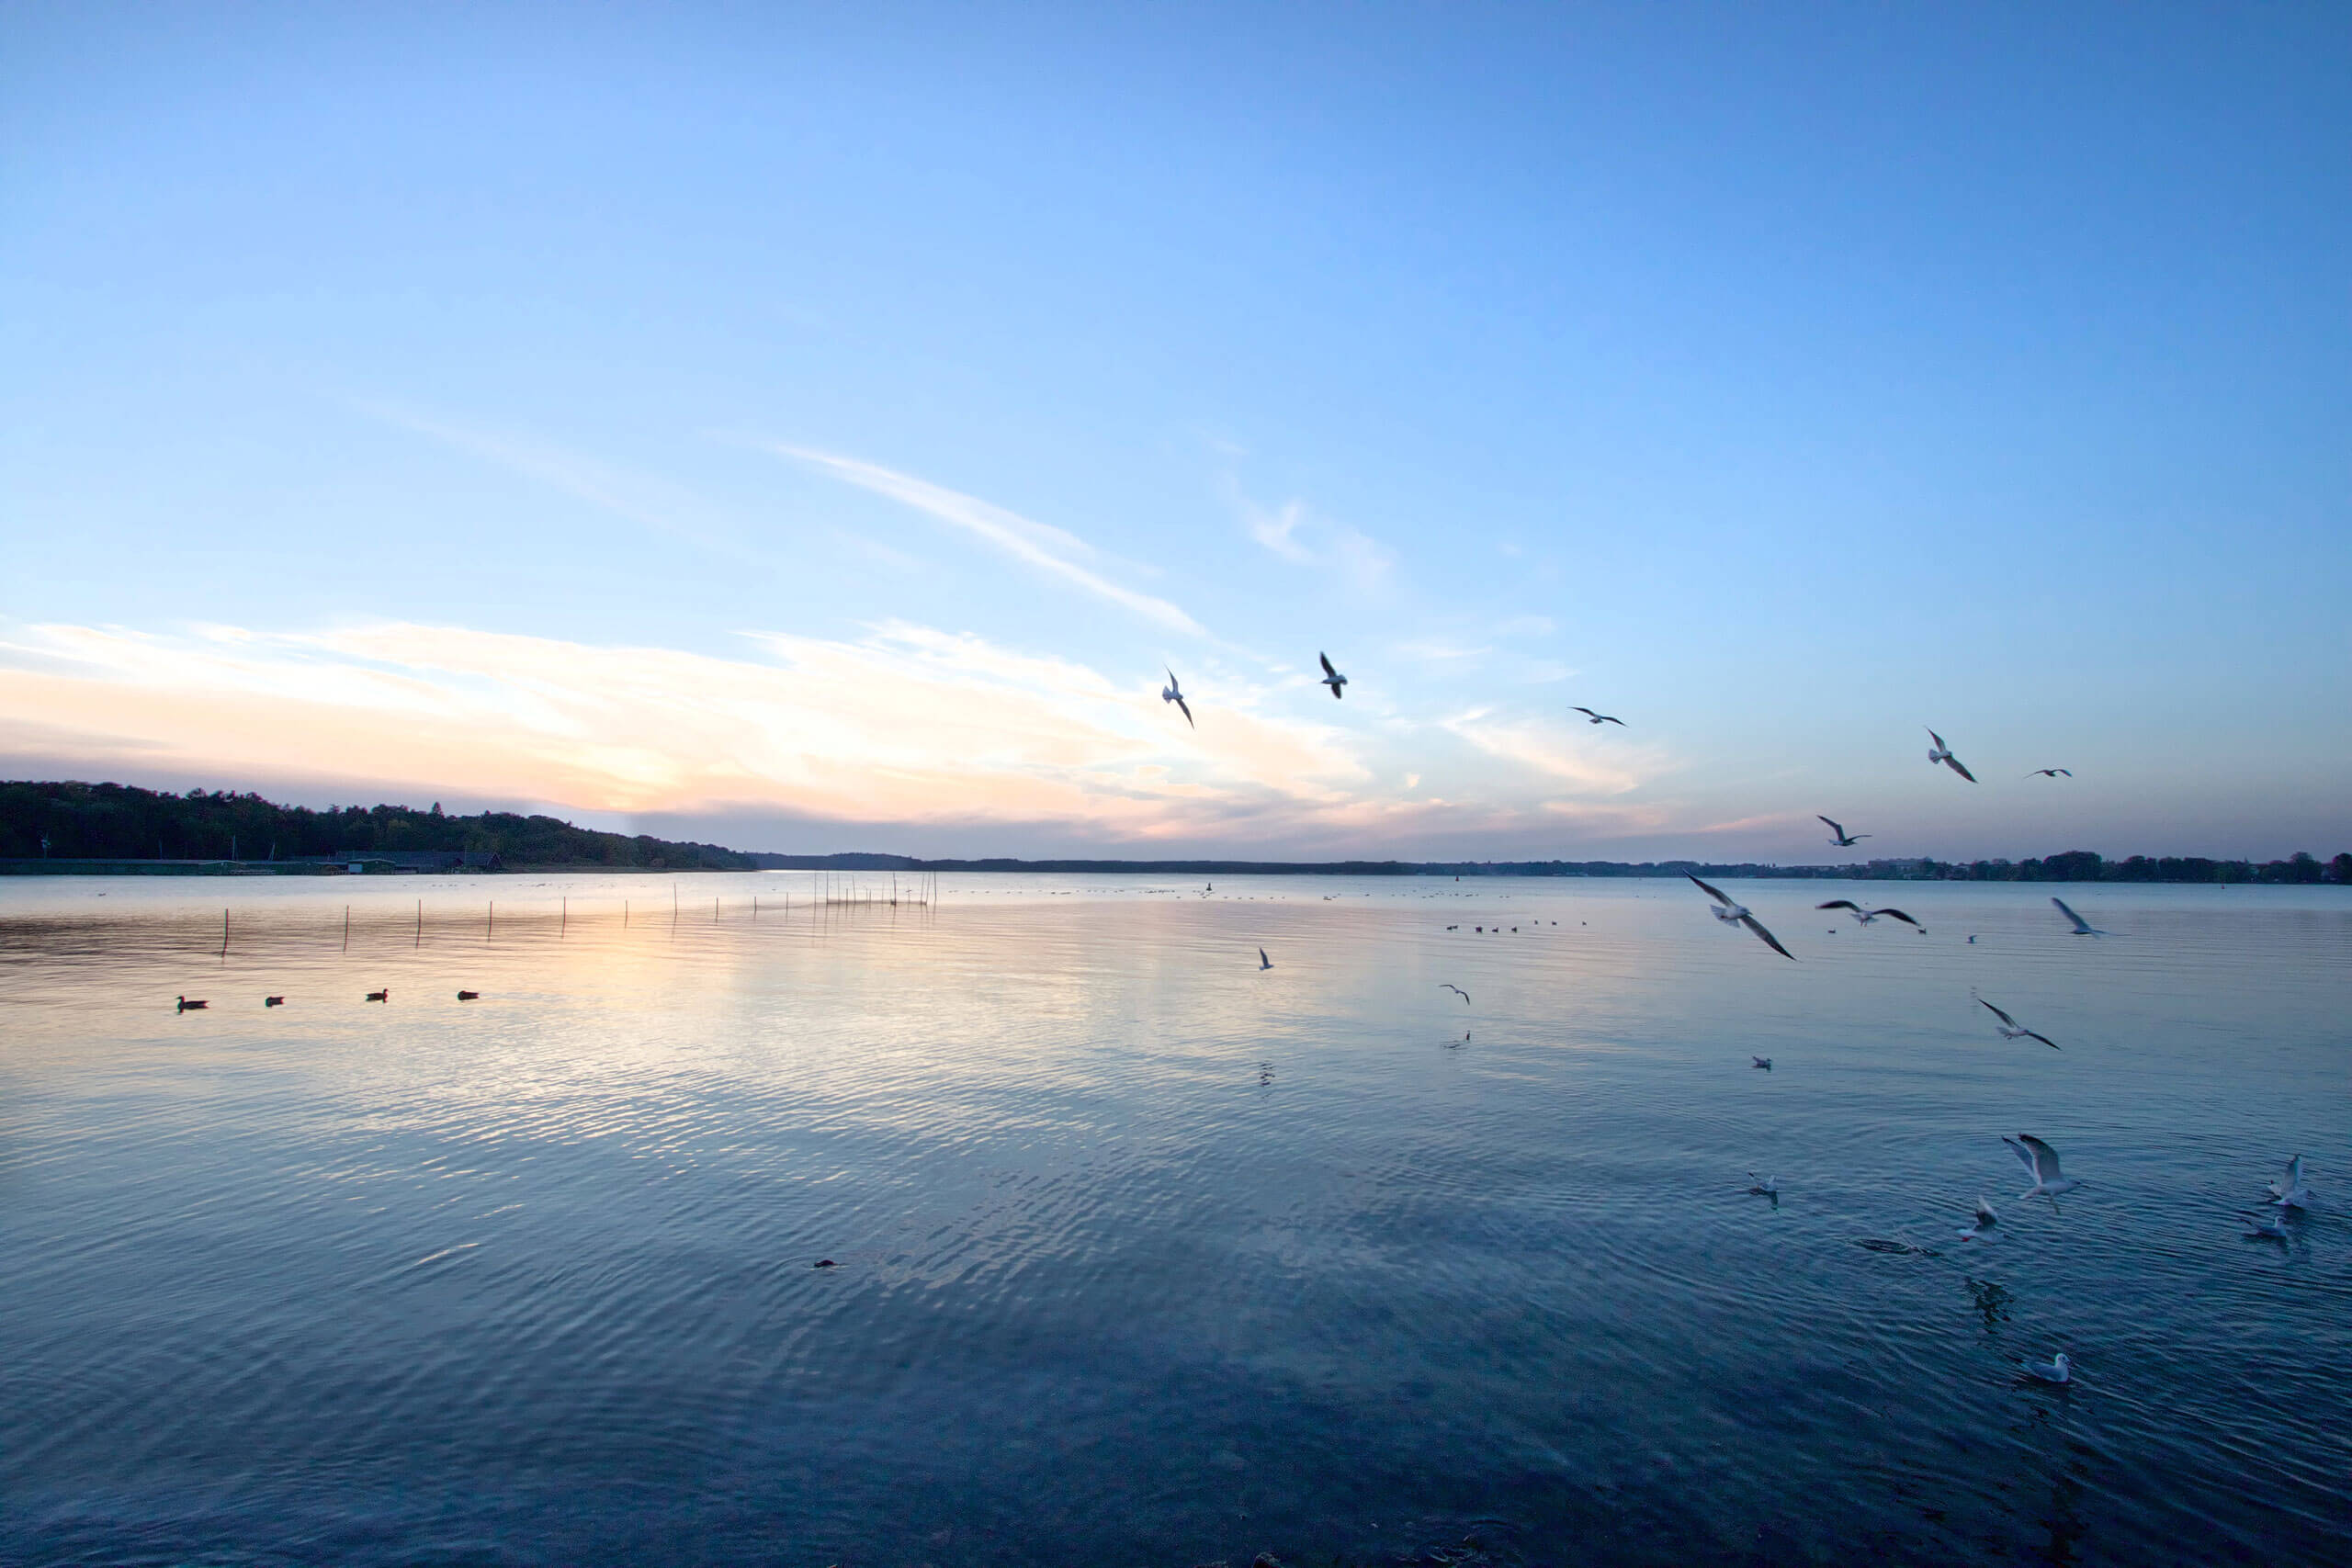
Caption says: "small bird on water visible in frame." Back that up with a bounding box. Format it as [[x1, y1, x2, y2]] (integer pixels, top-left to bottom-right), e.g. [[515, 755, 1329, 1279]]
[[1747, 1172, 1779, 1195], [264, 996, 285, 1008], [457, 990, 480, 1001], [2019, 1352, 2071, 1384], [1752, 1056, 1772, 1069], [175, 995, 208, 1012], [366, 989, 390, 1003]]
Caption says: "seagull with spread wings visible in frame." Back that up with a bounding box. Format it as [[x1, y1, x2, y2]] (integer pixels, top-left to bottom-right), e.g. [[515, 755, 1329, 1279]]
[[1958, 1197, 1999, 1243], [2051, 897, 2108, 937], [2005, 1134, 2082, 1209], [1571, 706, 1624, 726], [1160, 668, 1193, 728], [1816, 900, 1925, 931], [2026, 768, 2073, 778], [1258, 947, 1272, 971], [1686, 874, 1795, 960], [1317, 652, 1348, 699], [1818, 816, 1870, 847], [1439, 984, 1470, 1007], [1926, 728, 1977, 782], [1977, 995, 2060, 1049]]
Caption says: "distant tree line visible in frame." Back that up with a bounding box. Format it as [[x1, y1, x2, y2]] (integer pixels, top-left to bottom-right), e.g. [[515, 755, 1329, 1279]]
[[0, 781, 758, 870], [5, 781, 2346, 883]]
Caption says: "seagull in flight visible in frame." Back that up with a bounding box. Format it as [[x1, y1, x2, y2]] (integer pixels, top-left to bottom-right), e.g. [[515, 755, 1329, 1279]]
[[2026, 768, 2073, 778], [1317, 652, 1348, 699], [2051, 897, 2107, 937], [2019, 1352, 2071, 1385], [1439, 984, 1471, 1007], [1818, 816, 1870, 847], [1816, 900, 1925, 931], [2266, 1154, 2312, 1210], [1258, 947, 1273, 971], [2005, 1134, 2082, 1209], [1160, 668, 1193, 728], [1925, 728, 1977, 782], [1571, 706, 1624, 727], [1687, 874, 1795, 960], [1958, 1197, 1999, 1242], [1977, 995, 2060, 1049], [1747, 1172, 1779, 1195]]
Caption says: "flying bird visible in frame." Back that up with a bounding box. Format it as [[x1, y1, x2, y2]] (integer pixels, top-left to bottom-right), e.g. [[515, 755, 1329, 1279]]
[[2005, 1134, 2082, 1208], [2026, 768, 2073, 778], [1747, 1173, 1779, 1195], [1439, 984, 1471, 1007], [1160, 668, 1193, 728], [1571, 706, 1624, 726], [1686, 874, 1796, 960], [1977, 996, 2060, 1049], [1925, 728, 1977, 782], [1818, 816, 1870, 847], [2051, 897, 2108, 937], [1816, 900, 1925, 931], [1958, 1197, 1999, 1242], [2266, 1154, 2312, 1210], [1258, 947, 1273, 971], [1317, 652, 1348, 699], [2019, 1352, 2071, 1385]]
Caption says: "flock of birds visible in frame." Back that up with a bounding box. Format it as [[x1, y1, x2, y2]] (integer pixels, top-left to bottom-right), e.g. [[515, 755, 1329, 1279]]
[[166, 670, 2312, 1394], [1165, 671, 2317, 1392]]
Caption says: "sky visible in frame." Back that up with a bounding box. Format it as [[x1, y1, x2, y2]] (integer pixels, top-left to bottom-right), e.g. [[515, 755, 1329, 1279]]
[[3, 2, 2346, 863]]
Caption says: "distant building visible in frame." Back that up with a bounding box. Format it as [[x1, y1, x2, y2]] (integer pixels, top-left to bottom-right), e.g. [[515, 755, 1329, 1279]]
[[329, 850, 503, 871]]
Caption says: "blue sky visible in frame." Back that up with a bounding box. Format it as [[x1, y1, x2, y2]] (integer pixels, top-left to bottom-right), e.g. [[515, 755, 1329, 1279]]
[[4, 3, 2346, 860]]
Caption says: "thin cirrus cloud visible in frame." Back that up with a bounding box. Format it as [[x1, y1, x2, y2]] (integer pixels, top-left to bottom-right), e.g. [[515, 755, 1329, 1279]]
[[761, 443, 1207, 637]]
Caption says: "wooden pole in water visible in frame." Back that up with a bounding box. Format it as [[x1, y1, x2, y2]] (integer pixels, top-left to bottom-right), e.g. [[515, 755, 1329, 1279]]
[[221, 908, 229, 958], [561, 897, 568, 937], [415, 899, 422, 948], [343, 905, 350, 952], [625, 899, 629, 929], [487, 901, 493, 942]]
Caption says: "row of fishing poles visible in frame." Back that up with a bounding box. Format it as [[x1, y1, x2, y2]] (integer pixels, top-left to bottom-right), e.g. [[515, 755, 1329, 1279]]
[[201, 870, 943, 956]]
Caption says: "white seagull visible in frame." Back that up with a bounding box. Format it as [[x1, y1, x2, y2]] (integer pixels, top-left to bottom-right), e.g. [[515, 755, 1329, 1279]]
[[1439, 983, 1470, 1007], [2266, 1154, 2312, 1209], [1926, 728, 1977, 783], [1747, 1172, 1779, 1195], [1977, 995, 2060, 1049], [1687, 874, 1796, 961], [2005, 1134, 2083, 1209], [2019, 1352, 2071, 1385], [2243, 1210, 2290, 1239], [1258, 947, 1272, 971], [1958, 1197, 1999, 1242], [1317, 652, 1348, 699], [1817, 899, 1925, 931], [1160, 668, 1193, 728], [1572, 706, 1625, 727], [2051, 897, 2108, 937], [1818, 816, 1870, 847]]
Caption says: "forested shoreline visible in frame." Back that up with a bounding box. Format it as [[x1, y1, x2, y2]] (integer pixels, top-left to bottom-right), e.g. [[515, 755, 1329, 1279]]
[[3, 780, 2346, 882]]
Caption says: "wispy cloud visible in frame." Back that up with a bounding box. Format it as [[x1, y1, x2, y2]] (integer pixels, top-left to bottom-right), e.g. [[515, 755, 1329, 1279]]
[[763, 445, 1206, 637], [1231, 489, 1394, 590]]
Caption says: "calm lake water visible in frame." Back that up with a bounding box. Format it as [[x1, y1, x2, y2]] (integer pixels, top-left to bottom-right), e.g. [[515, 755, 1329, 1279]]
[[2, 874, 2346, 1567]]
